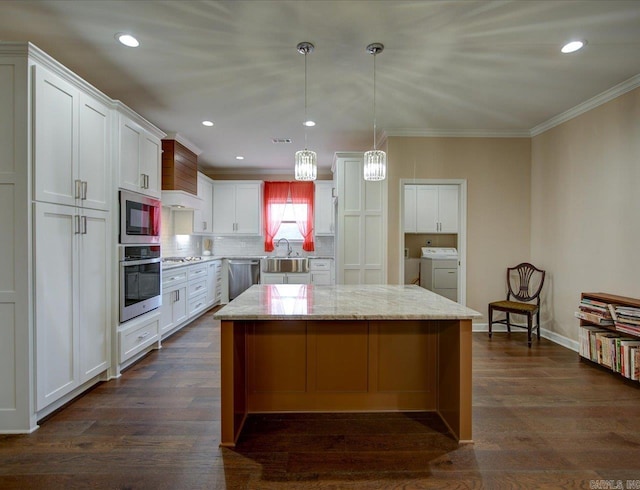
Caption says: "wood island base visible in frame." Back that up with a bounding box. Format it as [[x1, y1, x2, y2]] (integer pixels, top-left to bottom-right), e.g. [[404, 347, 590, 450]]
[[220, 318, 472, 447]]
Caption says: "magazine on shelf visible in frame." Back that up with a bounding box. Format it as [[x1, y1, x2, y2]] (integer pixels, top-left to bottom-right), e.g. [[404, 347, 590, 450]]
[[574, 310, 614, 325]]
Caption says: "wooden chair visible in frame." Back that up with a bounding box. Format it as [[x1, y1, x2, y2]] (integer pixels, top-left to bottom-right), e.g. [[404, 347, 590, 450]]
[[488, 263, 546, 347]]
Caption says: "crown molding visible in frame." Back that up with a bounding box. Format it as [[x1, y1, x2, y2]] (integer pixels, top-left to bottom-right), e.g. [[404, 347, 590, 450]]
[[383, 128, 531, 138], [530, 73, 640, 137], [163, 132, 202, 155]]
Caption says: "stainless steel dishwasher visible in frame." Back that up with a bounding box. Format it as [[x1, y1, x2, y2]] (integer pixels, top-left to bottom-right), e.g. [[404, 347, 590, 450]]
[[228, 260, 260, 300]]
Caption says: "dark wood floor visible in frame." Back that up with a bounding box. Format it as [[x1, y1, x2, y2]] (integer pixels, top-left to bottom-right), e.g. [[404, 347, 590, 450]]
[[2, 312, 640, 489]]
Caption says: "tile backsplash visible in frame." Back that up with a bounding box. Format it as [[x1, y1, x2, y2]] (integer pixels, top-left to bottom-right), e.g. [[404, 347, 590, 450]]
[[161, 208, 335, 258]]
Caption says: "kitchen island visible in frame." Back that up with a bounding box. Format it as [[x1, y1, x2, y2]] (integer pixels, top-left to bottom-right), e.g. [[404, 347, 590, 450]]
[[213, 284, 481, 447]]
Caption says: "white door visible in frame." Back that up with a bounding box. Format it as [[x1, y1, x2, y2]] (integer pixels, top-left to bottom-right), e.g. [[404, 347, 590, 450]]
[[438, 185, 459, 232], [78, 208, 109, 381], [141, 133, 162, 198], [235, 183, 261, 234], [403, 184, 417, 233], [78, 92, 110, 211], [212, 183, 236, 234], [415, 185, 438, 233], [33, 65, 79, 207], [118, 116, 143, 192], [35, 202, 79, 410]]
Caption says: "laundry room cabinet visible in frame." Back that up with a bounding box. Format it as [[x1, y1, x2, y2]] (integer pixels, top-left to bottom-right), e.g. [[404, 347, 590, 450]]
[[404, 184, 459, 233]]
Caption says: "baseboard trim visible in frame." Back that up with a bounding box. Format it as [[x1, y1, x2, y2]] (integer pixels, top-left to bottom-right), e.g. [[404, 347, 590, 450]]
[[473, 323, 578, 352]]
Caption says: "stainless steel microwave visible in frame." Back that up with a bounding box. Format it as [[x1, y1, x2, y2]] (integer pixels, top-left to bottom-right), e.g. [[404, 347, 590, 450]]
[[119, 190, 161, 244]]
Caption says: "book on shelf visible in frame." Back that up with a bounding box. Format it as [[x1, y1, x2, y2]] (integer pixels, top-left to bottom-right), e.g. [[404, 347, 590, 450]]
[[581, 298, 610, 308], [615, 322, 640, 337], [619, 340, 640, 378], [574, 310, 614, 325], [579, 325, 607, 361], [615, 306, 640, 318], [595, 331, 620, 368], [635, 349, 640, 381]]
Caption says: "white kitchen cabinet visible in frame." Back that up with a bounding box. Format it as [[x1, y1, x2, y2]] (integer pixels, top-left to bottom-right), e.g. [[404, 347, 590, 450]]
[[212, 181, 262, 235], [117, 110, 162, 199], [206, 260, 222, 307], [34, 202, 110, 410], [309, 258, 334, 285], [261, 272, 310, 284], [160, 269, 188, 336], [335, 152, 386, 285], [314, 180, 335, 235], [404, 184, 459, 233], [118, 312, 160, 364], [193, 172, 214, 234], [33, 65, 111, 211]]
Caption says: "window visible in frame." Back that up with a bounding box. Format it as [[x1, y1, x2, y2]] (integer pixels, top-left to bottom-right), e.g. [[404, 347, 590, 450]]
[[263, 181, 315, 252]]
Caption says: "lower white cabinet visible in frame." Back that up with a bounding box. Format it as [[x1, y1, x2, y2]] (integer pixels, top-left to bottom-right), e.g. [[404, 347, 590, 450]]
[[119, 312, 160, 363], [34, 202, 110, 411], [309, 258, 334, 285], [160, 269, 188, 336], [206, 260, 222, 307]]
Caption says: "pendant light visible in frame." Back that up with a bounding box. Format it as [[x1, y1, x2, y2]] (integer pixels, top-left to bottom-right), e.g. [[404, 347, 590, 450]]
[[363, 42, 386, 181], [294, 42, 317, 181]]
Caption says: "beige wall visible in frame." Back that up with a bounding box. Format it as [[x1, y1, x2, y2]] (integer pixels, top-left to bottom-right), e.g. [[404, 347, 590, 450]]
[[531, 86, 640, 341], [387, 137, 531, 318]]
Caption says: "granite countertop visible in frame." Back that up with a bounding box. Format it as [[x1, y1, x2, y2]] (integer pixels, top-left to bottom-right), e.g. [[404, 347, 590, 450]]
[[162, 255, 333, 270], [213, 284, 481, 321]]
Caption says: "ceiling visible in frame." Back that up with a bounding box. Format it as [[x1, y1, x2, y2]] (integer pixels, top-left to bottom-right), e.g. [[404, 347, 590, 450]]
[[2, 1, 640, 174]]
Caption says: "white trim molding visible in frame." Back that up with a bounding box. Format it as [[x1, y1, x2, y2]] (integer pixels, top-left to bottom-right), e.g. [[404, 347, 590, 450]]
[[473, 322, 579, 352], [383, 128, 531, 138]]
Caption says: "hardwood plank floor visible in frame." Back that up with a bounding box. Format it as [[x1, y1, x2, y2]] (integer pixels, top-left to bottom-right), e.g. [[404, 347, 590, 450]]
[[2, 311, 640, 489]]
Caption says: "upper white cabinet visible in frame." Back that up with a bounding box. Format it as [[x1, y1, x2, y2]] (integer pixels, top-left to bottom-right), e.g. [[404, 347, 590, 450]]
[[212, 181, 262, 235], [193, 172, 214, 234], [404, 184, 459, 233], [33, 65, 111, 211], [117, 111, 162, 199], [314, 180, 335, 235]]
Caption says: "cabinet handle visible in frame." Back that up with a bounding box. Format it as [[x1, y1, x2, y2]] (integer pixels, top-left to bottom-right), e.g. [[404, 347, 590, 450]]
[[137, 331, 150, 340], [81, 216, 87, 235], [176, 289, 180, 301], [146, 174, 150, 189], [203, 221, 207, 230], [81, 181, 88, 200], [75, 180, 82, 199], [74, 215, 80, 234]]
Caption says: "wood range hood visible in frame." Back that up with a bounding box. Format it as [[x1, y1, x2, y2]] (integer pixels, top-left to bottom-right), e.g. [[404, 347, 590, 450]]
[[161, 133, 203, 209]]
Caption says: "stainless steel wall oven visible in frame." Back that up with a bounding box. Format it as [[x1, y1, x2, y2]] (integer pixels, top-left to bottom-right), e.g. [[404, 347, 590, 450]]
[[119, 244, 161, 323]]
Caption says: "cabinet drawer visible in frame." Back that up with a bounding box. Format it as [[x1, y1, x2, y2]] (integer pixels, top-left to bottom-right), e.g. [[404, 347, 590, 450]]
[[309, 259, 332, 271], [188, 278, 207, 297], [119, 316, 159, 361], [189, 293, 208, 316], [188, 264, 207, 280], [162, 269, 188, 286]]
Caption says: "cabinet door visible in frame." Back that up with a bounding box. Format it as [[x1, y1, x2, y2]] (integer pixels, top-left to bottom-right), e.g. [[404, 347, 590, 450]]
[[235, 183, 261, 234], [315, 181, 334, 235], [311, 271, 332, 285], [118, 115, 143, 192], [438, 185, 459, 233], [415, 185, 439, 233], [261, 273, 286, 284], [33, 65, 79, 207], [141, 132, 162, 198], [34, 202, 79, 410], [206, 261, 220, 305], [78, 208, 109, 381], [212, 183, 236, 234], [78, 92, 110, 211], [287, 273, 311, 284], [403, 185, 417, 233], [160, 290, 175, 335], [194, 174, 213, 234]]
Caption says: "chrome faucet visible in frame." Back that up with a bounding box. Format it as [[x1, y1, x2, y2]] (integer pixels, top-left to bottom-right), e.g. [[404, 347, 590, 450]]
[[276, 238, 292, 257]]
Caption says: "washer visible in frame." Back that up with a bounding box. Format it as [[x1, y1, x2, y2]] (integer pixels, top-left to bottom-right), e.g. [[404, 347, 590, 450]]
[[420, 247, 458, 301]]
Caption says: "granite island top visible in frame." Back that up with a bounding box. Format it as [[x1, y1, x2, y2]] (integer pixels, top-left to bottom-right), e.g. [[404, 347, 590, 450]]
[[213, 284, 481, 321]]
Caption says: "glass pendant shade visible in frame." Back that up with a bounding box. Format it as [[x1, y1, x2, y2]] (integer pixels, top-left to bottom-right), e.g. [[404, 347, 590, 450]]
[[294, 149, 317, 181], [363, 149, 386, 181]]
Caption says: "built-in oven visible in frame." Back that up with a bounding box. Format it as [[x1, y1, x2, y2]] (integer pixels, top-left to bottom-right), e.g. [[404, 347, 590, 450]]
[[119, 189, 161, 244], [119, 244, 162, 323]]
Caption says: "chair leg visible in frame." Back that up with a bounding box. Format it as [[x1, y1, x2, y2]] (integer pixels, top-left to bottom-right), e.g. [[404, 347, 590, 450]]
[[488, 306, 492, 338], [527, 314, 532, 348], [506, 312, 511, 332], [536, 311, 541, 340]]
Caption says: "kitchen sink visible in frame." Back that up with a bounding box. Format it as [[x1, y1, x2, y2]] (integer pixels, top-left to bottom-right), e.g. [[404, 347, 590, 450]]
[[263, 257, 309, 273]]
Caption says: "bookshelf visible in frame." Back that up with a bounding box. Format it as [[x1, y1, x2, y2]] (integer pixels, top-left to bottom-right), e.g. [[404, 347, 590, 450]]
[[577, 292, 640, 382]]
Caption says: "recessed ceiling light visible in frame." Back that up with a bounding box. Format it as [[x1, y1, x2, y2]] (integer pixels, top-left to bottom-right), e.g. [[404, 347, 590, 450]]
[[115, 33, 139, 48], [561, 40, 585, 54], [235, 156, 244, 160], [303, 120, 316, 127], [202, 120, 214, 127]]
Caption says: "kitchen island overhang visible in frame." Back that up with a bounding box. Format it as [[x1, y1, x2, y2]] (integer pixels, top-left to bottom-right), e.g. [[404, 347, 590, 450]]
[[214, 284, 481, 447]]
